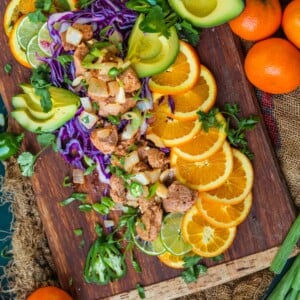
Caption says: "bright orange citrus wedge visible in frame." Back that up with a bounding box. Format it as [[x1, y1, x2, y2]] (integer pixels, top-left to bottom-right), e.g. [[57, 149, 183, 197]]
[[171, 141, 233, 191], [196, 193, 253, 228], [173, 113, 227, 161], [158, 251, 194, 269], [149, 40, 200, 95], [200, 148, 254, 204], [182, 205, 237, 258]]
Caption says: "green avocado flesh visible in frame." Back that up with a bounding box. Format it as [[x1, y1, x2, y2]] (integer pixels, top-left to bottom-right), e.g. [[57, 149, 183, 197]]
[[126, 14, 179, 78], [12, 84, 80, 132], [169, 0, 245, 28]]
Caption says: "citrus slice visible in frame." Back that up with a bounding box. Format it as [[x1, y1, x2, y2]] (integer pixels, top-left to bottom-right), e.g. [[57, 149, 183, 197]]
[[158, 251, 195, 269], [38, 22, 53, 56], [148, 104, 200, 147], [133, 233, 166, 256], [4, 0, 36, 37], [171, 141, 233, 191], [26, 35, 48, 68], [16, 15, 43, 50], [196, 193, 253, 228], [200, 148, 254, 204], [153, 65, 217, 121], [182, 205, 237, 257], [149, 40, 200, 95], [160, 212, 192, 256], [9, 16, 31, 68], [173, 113, 227, 161]]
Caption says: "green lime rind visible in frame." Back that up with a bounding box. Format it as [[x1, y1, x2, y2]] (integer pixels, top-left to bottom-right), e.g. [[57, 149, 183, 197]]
[[160, 212, 192, 256], [26, 35, 47, 68], [16, 16, 43, 50], [38, 22, 53, 56]]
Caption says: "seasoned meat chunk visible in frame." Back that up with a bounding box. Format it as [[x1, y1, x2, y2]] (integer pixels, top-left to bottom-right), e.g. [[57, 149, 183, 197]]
[[147, 148, 169, 169], [97, 97, 136, 117], [109, 174, 126, 203], [88, 77, 109, 101], [119, 68, 141, 93], [132, 162, 149, 173], [163, 181, 196, 213], [73, 43, 90, 77], [72, 24, 93, 41], [90, 125, 118, 154], [136, 204, 163, 241]]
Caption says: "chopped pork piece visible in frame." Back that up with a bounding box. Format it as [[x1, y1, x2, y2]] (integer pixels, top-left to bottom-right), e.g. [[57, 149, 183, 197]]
[[136, 204, 163, 241], [72, 24, 94, 41], [137, 146, 149, 161], [163, 181, 196, 213], [88, 77, 109, 101], [73, 43, 90, 77], [119, 68, 141, 93], [147, 148, 169, 169], [90, 124, 118, 154], [132, 162, 150, 173], [109, 174, 126, 203], [97, 97, 136, 117], [60, 31, 76, 51], [107, 80, 121, 97]]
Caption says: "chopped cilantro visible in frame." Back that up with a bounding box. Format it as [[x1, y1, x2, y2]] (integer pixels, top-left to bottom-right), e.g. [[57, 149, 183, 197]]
[[4, 63, 12, 75]]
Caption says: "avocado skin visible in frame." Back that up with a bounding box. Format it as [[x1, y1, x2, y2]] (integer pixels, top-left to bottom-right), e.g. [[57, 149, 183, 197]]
[[126, 14, 179, 78], [12, 84, 80, 133], [169, 0, 245, 28]]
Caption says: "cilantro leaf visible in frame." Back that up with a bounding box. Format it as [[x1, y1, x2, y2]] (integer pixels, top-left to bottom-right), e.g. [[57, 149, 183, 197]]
[[28, 9, 47, 23], [197, 108, 223, 132], [176, 20, 201, 47], [181, 264, 207, 283], [37, 133, 57, 151], [183, 255, 202, 268], [35, 88, 52, 112], [35, 0, 53, 11], [136, 283, 146, 299], [57, 54, 74, 67], [4, 63, 12, 75], [76, 0, 95, 9], [17, 152, 37, 177]]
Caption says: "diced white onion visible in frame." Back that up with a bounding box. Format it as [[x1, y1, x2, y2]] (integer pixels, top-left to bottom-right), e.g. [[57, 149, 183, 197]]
[[131, 172, 150, 185], [80, 97, 93, 112], [124, 151, 140, 173], [73, 168, 85, 184], [66, 26, 83, 46], [115, 86, 126, 103], [104, 219, 115, 228], [72, 76, 84, 87], [144, 169, 161, 184], [78, 111, 98, 129]]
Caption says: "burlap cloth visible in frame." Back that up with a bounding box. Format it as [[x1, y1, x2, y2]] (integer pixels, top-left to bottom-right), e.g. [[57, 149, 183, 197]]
[[1, 63, 299, 299]]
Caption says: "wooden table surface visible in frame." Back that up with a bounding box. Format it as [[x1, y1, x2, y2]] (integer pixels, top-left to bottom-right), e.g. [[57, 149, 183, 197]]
[[0, 1, 298, 299]]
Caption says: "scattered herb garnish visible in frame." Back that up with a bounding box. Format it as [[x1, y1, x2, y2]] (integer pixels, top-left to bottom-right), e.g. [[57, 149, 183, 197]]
[[57, 55, 74, 68], [198, 104, 259, 159], [107, 114, 121, 125], [181, 255, 207, 283], [4, 63, 12, 75], [17, 132, 56, 176], [59, 192, 87, 206], [211, 254, 224, 262], [136, 283, 146, 299], [76, 0, 96, 9], [74, 228, 83, 236], [63, 175, 72, 187]]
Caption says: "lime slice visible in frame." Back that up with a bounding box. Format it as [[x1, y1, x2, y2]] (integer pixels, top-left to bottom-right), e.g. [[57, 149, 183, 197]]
[[26, 35, 47, 68], [38, 22, 53, 56], [160, 212, 192, 256], [133, 234, 166, 256], [16, 15, 43, 50]]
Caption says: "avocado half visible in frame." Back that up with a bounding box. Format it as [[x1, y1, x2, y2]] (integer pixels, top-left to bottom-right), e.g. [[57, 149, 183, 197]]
[[169, 0, 245, 28]]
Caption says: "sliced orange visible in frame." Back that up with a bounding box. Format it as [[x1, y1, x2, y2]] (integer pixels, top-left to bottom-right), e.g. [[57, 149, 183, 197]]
[[152, 65, 217, 121], [9, 16, 31, 68], [4, 0, 23, 37], [18, 0, 36, 14], [182, 205, 236, 258], [200, 148, 254, 204], [173, 113, 227, 161], [196, 193, 253, 228], [170, 141, 233, 191], [149, 40, 200, 95], [148, 103, 200, 147], [158, 251, 194, 269]]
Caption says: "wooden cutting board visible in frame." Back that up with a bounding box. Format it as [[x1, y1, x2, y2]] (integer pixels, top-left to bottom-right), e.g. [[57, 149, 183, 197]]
[[0, 1, 298, 299]]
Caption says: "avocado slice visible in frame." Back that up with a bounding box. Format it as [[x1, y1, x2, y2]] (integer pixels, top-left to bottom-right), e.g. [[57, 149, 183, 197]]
[[11, 104, 78, 133], [169, 0, 245, 28], [20, 83, 80, 107], [12, 94, 55, 120], [126, 14, 179, 78]]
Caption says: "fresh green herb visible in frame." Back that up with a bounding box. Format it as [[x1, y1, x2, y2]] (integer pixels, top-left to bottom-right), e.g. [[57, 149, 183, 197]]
[[108, 67, 122, 79], [57, 54, 74, 68], [36, 132, 57, 151], [28, 9, 47, 23], [63, 74, 73, 86], [109, 165, 132, 181], [99, 25, 113, 38], [4, 63, 12, 75], [175, 20, 200, 47], [30, 64, 52, 112], [63, 175, 72, 187], [0, 245, 12, 259], [76, 0, 96, 9], [55, 0, 71, 11], [59, 192, 87, 206], [92, 203, 110, 215], [197, 104, 259, 159], [119, 156, 125, 166], [129, 182, 143, 198], [136, 283, 146, 299], [181, 255, 207, 283], [147, 182, 158, 199], [68, 277, 73, 287], [79, 203, 93, 212], [17, 152, 36, 177], [101, 197, 115, 209], [35, 0, 52, 11], [74, 228, 83, 236], [83, 156, 96, 175], [0, 132, 24, 161], [211, 254, 224, 262]]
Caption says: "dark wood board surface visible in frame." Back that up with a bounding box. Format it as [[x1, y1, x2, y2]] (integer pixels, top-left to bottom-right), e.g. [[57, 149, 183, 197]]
[[0, 1, 297, 299]]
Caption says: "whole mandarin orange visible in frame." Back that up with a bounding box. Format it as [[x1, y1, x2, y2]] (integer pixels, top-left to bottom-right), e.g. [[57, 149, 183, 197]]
[[282, 0, 300, 48], [229, 0, 282, 41], [27, 286, 73, 300], [244, 38, 300, 94]]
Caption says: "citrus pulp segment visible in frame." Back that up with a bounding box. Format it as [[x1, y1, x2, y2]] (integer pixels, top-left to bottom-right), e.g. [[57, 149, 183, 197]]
[[158, 251, 194, 269], [149, 40, 200, 95], [9, 16, 31, 68], [160, 212, 192, 256], [200, 148, 254, 204], [182, 206, 237, 257], [171, 141, 233, 191], [173, 113, 227, 161], [196, 193, 253, 228]]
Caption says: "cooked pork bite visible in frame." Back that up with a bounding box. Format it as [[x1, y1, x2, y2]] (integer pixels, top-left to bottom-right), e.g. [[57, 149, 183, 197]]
[[109, 174, 126, 203], [119, 68, 141, 93], [72, 24, 93, 41], [90, 124, 118, 154], [163, 181, 196, 213], [73, 43, 90, 77], [97, 97, 136, 117]]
